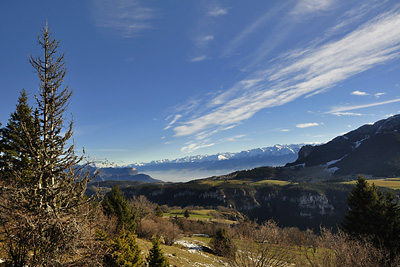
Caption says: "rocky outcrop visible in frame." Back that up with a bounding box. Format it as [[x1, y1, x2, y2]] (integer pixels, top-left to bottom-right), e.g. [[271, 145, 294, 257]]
[[122, 182, 350, 231]]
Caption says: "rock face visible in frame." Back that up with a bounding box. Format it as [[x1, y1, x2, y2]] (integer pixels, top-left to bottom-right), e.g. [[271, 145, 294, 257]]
[[287, 114, 400, 177], [296, 145, 314, 161], [122, 182, 350, 231]]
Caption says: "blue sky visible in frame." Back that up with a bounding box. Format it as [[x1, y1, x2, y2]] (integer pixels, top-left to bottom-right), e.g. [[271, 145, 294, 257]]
[[1, 0, 400, 165]]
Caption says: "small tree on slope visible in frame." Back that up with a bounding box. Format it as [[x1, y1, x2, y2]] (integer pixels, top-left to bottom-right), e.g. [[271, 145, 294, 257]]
[[147, 236, 170, 267], [102, 184, 136, 232]]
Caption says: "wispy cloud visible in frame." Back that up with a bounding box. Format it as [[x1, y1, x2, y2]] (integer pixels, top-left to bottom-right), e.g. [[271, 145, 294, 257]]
[[222, 2, 290, 58], [220, 134, 246, 143], [181, 140, 215, 153], [173, 8, 400, 139], [190, 55, 208, 62], [296, 123, 320, 128], [208, 7, 229, 17], [168, 4, 400, 153], [332, 112, 363, 116], [91, 0, 154, 38], [180, 133, 245, 153], [375, 92, 386, 98], [164, 114, 182, 130], [291, 0, 334, 15], [328, 99, 400, 114], [351, 90, 368, 96]]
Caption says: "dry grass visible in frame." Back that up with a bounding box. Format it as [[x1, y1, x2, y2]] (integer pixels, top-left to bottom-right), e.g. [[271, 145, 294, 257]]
[[343, 178, 400, 190], [137, 237, 228, 267], [200, 178, 293, 187], [163, 209, 238, 224]]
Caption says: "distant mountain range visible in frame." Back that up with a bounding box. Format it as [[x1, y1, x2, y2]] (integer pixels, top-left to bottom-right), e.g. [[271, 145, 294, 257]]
[[90, 114, 400, 183], [90, 167, 162, 183], [287, 114, 400, 177], [127, 144, 303, 173]]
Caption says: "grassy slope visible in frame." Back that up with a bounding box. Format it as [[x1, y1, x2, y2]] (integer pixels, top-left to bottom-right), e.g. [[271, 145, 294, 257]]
[[163, 208, 239, 224], [343, 178, 400, 190], [137, 237, 228, 267]]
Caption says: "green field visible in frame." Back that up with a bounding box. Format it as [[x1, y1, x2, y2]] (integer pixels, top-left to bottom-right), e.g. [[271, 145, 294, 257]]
[[162, 208, 240, 224], [199, 179, 292, 187], [343, 178, 400, 190]]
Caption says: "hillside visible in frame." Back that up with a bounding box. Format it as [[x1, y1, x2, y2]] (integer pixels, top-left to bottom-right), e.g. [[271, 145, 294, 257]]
[[90, 167, 162, 183], [287, 114, 400, 177]]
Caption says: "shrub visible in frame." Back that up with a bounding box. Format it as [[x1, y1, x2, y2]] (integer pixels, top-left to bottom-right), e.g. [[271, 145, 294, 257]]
[[210, 228, 236, 258], [147, 236, 169, 267]]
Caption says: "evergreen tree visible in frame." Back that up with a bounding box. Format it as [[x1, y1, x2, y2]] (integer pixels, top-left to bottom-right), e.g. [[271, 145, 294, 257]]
[[155, 205, 163, 217], [0, 24, 92, 266], [210, 228, 236, 258], [184, 209, 190, 218], [105, 227, 142, 267], [378, 192, 400, 259], [147, 236, 170, 267], [102, 184, 136, 232], [342, 175, 383, 237], [342, 175, 400, 260], [0, 89, 36, 185]]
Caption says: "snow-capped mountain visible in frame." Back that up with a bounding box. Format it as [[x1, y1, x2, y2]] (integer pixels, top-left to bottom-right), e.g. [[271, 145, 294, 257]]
[[127, 144, 302, 174]]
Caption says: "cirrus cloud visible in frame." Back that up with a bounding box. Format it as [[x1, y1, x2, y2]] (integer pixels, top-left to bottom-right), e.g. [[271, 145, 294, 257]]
[[296, 122, 320, 128], [351, 90, 368, 96], [168, 4, 400, 153]]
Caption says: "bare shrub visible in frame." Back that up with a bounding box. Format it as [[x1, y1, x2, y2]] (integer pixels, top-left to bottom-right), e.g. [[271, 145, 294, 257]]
[[283, 227, 306, 248], [157, 219, 181, 245], [139, 217, 181, 245], [297, 228, 387, 267], [130, 195, 156, 236], [139, 218, 159, 239], [229, 220, 293, 267]]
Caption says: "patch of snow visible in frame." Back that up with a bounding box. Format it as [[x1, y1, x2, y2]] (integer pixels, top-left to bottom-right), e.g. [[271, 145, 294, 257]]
[[326, 158, 342, 166], [326, 167, 339, 174], [218, 155, 228, 161], [354, 140, 362, 149], [193, 234, 210, 238], [175, 240, 204, 252]]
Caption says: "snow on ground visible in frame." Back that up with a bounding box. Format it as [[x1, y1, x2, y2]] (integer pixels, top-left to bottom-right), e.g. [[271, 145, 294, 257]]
[[175, 240, 205, 252], [173, 239, 229, 267]]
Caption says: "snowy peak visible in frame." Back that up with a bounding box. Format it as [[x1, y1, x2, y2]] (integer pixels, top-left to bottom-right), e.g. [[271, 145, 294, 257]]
[[126, 144, 303, 175], [130, 144, 302, 167]]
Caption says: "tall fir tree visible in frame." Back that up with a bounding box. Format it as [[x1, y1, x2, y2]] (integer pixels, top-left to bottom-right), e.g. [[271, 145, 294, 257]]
[[0, 24, 92, 266], [0, 89, 37, 185], [342, 175, 400, 261], [102, 184, 136, 232], [342, 175, 383, 237], [147, 236, 170, 267]]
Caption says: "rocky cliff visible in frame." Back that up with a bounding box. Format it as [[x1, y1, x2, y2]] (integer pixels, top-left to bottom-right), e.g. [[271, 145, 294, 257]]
[[122, 181, 350, 231]]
